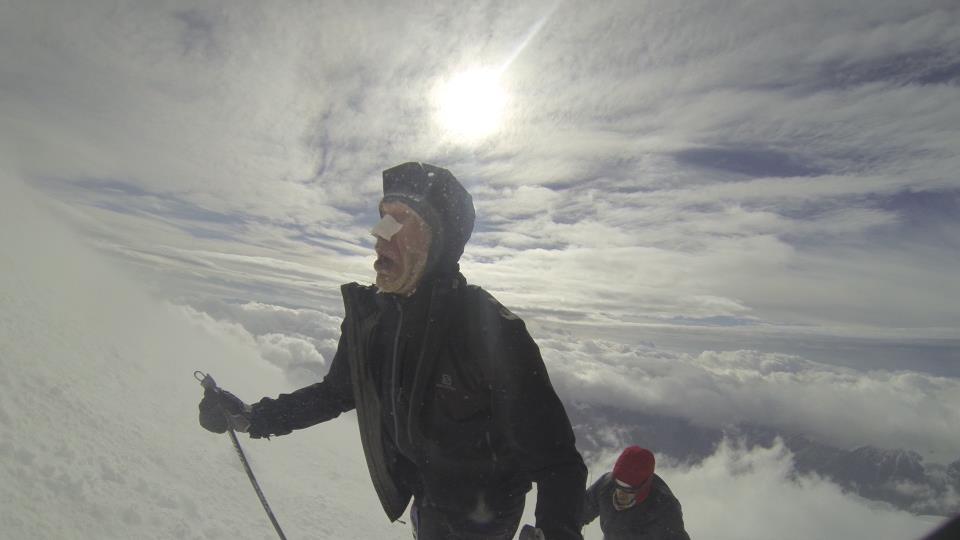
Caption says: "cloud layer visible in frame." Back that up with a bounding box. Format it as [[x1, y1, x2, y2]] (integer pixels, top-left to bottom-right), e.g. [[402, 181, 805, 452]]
[[171, 293, 960, 467], [543, 336, 960, 464], [2, 160, 955, 538]]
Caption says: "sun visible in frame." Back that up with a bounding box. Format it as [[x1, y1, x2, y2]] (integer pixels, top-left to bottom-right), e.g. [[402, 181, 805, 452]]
[[433, 68, 508, 141]]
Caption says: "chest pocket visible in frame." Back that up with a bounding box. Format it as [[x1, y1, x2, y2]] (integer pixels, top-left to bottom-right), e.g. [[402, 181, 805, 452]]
[[425, 333, 487, 419], [432, 360, 489, 422]]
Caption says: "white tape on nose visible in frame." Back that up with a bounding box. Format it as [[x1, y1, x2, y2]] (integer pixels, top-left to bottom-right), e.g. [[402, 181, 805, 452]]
[[371, 214, 403, 241]]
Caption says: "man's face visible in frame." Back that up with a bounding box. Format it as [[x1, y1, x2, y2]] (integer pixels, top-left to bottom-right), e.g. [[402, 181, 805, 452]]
[[612, 479, 643, 511], [372, 201, 432, 295], [613, 486, 636, 510]]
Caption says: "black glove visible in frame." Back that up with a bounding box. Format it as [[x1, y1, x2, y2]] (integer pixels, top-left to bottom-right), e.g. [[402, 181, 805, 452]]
[[198, 386, 251, 434]]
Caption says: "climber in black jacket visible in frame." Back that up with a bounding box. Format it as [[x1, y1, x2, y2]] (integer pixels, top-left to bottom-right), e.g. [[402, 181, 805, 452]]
[[199, 162, 586, 540]]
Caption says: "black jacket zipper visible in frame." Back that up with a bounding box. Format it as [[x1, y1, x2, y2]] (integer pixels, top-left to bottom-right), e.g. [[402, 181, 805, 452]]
[[390, 297, 404, 450]]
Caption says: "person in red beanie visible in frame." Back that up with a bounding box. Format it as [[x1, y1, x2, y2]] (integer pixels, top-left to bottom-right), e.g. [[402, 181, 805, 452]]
[[581, 446, 689, 539]]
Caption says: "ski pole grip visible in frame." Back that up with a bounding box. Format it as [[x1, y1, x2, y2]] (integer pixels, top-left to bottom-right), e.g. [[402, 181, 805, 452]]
[[194, 371, 218, 391]]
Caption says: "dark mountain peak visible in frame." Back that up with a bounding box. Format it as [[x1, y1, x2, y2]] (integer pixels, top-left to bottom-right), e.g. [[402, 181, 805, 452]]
[[947, 460, 960, 489], [844, 446, 925, 480]]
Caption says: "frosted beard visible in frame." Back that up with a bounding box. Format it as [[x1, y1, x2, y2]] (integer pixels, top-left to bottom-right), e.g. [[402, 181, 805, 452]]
[[376, 247, 428, 295], [372, 204, 434, 296]]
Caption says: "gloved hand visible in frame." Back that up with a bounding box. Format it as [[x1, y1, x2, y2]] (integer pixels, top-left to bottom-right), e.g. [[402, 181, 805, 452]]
[[519, 525, 546, 540], [198, 386, 251, 434]]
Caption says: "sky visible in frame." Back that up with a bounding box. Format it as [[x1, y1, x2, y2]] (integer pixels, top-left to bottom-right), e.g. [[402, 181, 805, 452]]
[[1, 0, 959, 537]]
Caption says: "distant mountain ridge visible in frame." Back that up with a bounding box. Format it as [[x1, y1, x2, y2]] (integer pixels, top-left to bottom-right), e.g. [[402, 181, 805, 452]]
[[568, 403, 960, 517]]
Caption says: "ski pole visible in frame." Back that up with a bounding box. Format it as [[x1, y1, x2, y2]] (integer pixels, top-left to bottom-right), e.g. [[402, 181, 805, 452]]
[[195, 371, 288, 540]]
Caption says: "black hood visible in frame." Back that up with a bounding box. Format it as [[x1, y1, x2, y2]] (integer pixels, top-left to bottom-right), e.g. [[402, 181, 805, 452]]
[[381, 162, 475, 274]]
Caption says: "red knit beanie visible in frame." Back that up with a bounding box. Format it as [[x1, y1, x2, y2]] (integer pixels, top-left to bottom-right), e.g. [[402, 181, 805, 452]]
[[613, 446, 655, 487]]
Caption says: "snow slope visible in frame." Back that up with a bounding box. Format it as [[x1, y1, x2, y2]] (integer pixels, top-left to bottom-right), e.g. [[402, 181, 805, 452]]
[[0, 176, 411, 538]]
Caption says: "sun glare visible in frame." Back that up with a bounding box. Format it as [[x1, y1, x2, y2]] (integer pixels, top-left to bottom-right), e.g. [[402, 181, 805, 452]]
[[433, 68, 508, 142]]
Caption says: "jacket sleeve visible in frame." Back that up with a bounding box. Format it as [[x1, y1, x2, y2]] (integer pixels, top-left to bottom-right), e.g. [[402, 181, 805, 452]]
[[656, 499, 690, 540], [247, 328, 355, 438], [475, 292, 587, 540], [581, 474, 604, 526], [641, 511, 690, 540]]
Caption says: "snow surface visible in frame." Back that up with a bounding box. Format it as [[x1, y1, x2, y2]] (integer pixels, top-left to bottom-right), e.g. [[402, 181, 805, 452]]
[[0, 175, 945, 539], [0, 177, 416, 538]]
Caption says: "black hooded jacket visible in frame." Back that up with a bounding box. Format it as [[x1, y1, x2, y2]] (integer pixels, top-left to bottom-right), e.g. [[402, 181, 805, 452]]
[[246, 273, 587, 539], [582, 473, 690, 540], [244, 162, 585, 538]]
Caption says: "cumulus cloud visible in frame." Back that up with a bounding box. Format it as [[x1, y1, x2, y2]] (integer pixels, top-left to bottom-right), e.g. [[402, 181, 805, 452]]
[[247, 332, 327, 385], [540, 339, 960, 464], [192, 300, 342, 343], [176, 302, 335, 386]]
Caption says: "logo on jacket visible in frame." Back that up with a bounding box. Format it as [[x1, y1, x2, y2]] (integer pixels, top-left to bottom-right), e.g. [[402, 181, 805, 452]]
[[436, 373, 456, 391]]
